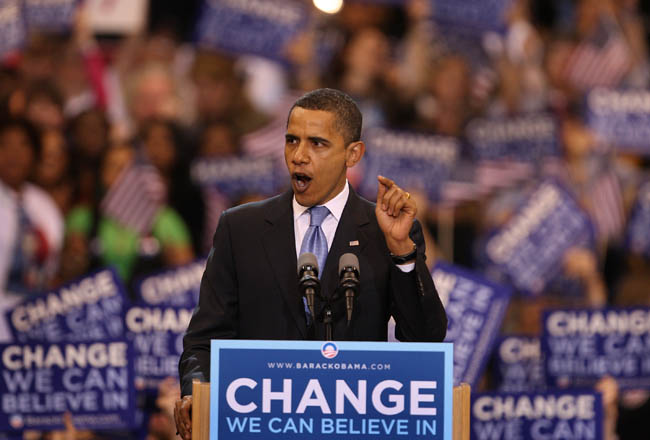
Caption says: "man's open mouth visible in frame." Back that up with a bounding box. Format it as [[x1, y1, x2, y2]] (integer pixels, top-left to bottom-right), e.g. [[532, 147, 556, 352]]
[[293, 172, 312, 191]]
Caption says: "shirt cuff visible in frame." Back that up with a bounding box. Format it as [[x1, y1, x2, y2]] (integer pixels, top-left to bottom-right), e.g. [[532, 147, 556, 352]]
[[396, 262, 415, 272]]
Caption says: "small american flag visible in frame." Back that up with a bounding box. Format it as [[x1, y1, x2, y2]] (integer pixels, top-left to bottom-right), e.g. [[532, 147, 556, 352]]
[[100, 164, 166, 235], [563, 26, 631, 91], [587, 170, 625, 243], [241, 92, 299, 161]]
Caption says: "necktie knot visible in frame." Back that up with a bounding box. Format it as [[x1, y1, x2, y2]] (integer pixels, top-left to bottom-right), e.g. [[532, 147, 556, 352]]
[[309, 205, 330, 227]]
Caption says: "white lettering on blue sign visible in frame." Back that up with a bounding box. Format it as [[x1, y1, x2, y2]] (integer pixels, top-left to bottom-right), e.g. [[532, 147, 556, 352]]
[[225, 378, 437, 416], [473, 394, 595, 421], [125, 307, 192, 333], [2, 342, 128, 370], [11, 271, 118, 332], [500, 337, 541, 364], [140, 263, 204, 304], [486, 183, 560, 263], [546, 310, 650, 336]]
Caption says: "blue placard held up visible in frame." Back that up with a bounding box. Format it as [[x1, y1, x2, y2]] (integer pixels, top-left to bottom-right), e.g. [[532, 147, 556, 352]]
[[23, 0, 79, 32], [586, 88, 650, 154], [195, 0, 308, 62], [430, 0, 511, 34], [210, 340, 453, 439], [432, 262, 511, 388], [543, 307, 650, 389], [494, 335, 545, 392], [471, 390, 603, 440], [0, 0, 25, 57], [126, 260, 205, 390], [484, 180, 595, 294], [625, 180, 650, 258], [360, 128, 460, 202], [466, 114, 560, 163], [7, 269, 126, 344], [0, 338, 136, 431], [191, 157, 282, 201]]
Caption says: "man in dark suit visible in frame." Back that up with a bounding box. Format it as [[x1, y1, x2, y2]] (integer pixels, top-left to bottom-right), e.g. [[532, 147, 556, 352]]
[[174, 88, 446, 439]]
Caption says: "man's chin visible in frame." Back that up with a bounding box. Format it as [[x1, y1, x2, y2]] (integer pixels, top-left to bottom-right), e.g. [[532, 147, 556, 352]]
[[294, 193, 314, 207]]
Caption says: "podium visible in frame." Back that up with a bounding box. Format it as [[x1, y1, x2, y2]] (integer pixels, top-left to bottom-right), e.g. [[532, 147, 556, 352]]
[[190, 340, 469, 439], [193, 381, 470, 440]]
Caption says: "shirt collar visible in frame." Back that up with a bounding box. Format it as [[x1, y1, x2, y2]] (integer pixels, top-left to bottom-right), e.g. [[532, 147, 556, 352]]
[[293, 180, 350, 222]]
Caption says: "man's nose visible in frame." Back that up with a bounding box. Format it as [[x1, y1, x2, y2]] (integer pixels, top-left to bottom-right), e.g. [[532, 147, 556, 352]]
[[292, 141, 309, 164]]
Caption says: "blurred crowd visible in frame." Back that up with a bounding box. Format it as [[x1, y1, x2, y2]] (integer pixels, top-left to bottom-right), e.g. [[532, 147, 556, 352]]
[[2, 0, 650, 438]]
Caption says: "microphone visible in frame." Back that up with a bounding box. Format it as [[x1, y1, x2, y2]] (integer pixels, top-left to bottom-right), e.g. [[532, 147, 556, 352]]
[[338, 253, 360, 324], [297, 253, 320, 322]]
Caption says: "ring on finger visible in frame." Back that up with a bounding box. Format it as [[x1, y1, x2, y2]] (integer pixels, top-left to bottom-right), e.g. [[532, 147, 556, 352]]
[[405, 192, 411, 200]]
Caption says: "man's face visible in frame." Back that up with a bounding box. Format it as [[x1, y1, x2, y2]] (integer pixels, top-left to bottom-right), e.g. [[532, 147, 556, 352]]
[[0, 128, 35, 190], [285, 108, 357, 207]]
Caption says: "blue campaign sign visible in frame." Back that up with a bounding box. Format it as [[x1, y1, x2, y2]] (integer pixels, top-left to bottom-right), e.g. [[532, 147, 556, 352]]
[[191, 157, 282, 201], [466, 114, 560, 162], [209, 340, 453, 439], [484, 180, 595, 294], [625, 180, 650, 258], [195, 0, 308, 61], [586, 88, 650, 154], [430, 0, 511, 34], [135, 259, 205, 307], [0, 0, 26, 57], [0, 338, 136, 431], [125, 302, 193, 390], [23, 0, 78, 32], [432, 262, 512, 388], [359, 128, 460, 202], [7, 269, 126, 344], [494, 336, 545, 393], [471, 390, 603, 440], [542, 307, 650, 389], [127, 261, 204, 389]]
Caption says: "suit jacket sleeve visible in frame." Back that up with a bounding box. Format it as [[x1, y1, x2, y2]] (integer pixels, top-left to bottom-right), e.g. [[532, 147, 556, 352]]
[[389, 218, 447, 342], [179, 211, 238, 396]]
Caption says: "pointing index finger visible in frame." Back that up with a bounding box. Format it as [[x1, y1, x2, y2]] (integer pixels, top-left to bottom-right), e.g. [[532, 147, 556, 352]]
[[377, 175, 395, 188]]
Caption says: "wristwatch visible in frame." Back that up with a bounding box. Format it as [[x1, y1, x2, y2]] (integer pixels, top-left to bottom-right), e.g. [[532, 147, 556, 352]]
[[390, 242, 417, 264]]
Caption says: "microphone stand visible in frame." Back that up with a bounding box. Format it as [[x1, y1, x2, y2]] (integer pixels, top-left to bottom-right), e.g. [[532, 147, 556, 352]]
[[323, 306, 333, 341]]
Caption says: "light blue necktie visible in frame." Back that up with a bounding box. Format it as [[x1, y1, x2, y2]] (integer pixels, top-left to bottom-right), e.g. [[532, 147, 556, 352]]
[[299, 206, 330, 325], [300, 205, 330, 278]]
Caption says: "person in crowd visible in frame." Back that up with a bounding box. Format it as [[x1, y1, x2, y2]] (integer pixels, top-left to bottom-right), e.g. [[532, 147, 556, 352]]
[[174, 88, 447, 438], [139, 118, 205, 255], [23, 81, 65, 132], [65, 143, 194, 285], [190, 51, 269, 136], [197, 119, 241, 159], [67, 108, 111, 206], [0, 118, 63, 341], [34, 128, 75, 215]]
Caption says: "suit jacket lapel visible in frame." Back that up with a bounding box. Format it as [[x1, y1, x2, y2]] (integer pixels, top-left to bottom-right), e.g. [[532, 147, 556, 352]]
[[261, 190, 307, 338], [321, 188, 370, 300]]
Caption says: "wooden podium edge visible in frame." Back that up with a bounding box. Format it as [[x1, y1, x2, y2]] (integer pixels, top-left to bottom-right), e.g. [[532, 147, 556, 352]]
[[192, 380, 211, 440], [453, 382, 471, 440]]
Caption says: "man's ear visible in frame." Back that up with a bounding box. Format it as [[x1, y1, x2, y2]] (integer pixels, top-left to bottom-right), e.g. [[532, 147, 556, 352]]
[[345, 141, 365, 167]]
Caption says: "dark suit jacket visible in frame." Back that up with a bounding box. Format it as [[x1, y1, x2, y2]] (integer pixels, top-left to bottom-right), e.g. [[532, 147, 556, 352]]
[[179, 187, 447, 396]]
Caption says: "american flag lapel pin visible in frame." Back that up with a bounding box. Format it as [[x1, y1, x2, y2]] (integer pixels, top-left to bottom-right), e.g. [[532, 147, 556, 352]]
[[349, 240, 359, 247]]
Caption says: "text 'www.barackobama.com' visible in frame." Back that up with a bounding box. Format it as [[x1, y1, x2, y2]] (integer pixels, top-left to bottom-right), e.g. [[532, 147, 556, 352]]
[[267, 362, 391, 370]]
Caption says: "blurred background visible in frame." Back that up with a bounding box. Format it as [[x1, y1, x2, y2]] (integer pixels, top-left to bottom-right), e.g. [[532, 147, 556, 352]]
[[1, 0, 650, 438]]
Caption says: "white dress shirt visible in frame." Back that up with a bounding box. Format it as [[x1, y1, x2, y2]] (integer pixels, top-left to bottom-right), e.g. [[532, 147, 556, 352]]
[[293, 181, 414, 272]]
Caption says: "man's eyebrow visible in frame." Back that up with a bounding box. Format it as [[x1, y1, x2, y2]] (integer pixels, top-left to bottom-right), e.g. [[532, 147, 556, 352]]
[[308, 136, 331, 145]]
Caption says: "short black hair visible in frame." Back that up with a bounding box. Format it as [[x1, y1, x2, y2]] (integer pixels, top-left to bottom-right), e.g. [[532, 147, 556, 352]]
[[289, 88, 362, 146], [0, 117, 41, 158]]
